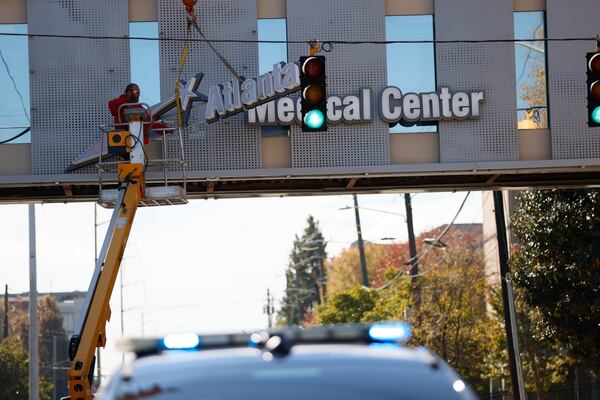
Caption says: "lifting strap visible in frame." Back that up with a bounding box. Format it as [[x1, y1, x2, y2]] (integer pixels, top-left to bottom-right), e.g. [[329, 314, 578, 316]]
[[190, 20, 244, 84], [175, 21, 192, 129]]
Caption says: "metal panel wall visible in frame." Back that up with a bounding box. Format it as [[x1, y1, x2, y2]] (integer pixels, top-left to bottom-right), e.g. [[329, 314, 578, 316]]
[[435, 0, 518, 163], [158, 0, 261, 171], [547, 0, 600, 159], [28, 0, 129, 174], [287, 0, 389, 168]]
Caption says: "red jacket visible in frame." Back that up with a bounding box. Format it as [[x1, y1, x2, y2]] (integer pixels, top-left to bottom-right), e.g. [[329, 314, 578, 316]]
[[108, 95, 134, 126], [108, 95, 167, 144]]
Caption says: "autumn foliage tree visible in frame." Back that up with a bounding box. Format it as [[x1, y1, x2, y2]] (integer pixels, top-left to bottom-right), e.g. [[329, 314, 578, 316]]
[[318, 226, 499, 393]]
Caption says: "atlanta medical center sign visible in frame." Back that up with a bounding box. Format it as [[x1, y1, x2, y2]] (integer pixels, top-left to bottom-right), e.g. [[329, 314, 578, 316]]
[[204, 61, 485, 127]]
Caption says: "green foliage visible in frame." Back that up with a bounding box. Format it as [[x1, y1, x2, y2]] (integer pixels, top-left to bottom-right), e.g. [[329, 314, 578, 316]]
[[318, 287, 379, 323], [0, 337, 53, 400], [511, 189, 600, 367], [278, 215, 327, 325], [0, 336, 29, 399]]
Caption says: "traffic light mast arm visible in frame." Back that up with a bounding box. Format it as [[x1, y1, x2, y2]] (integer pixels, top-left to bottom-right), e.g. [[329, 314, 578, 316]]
[[309, 40, 321, 56]]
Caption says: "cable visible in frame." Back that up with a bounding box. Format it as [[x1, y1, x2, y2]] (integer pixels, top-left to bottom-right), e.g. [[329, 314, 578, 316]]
[[0, 126, 30, 144], [0, 31, 595, 45], [374, 191, 472, 291], [0, 47, 30, 122], [128, 125, 149, 172]]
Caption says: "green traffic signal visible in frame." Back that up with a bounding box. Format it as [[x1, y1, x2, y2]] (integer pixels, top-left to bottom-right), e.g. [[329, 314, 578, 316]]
[[304, 110, 325, 129], [592, 106, 600, 124]]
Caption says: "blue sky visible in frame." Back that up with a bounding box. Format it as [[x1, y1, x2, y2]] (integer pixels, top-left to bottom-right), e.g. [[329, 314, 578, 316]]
[[513, 11, 547, 125], [0, 24, 30, 143]]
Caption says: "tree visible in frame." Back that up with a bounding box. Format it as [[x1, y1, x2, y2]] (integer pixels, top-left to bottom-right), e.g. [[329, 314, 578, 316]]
[[318, 286, 379, 323], [1, 295, 69, 399], [511, 189, 600, 373], [0, 336, 53, 400], [317, 226, 499, 394], [278, 215, 327, 325], [326, 242, 410, 293], [0, 336, 29, 400]]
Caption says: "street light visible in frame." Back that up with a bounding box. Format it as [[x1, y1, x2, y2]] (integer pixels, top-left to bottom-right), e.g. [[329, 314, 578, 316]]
[[423, 237, 447, 248]]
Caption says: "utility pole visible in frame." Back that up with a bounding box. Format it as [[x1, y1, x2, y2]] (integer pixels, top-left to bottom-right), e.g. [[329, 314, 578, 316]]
[[119, 266, 125, 364], [294, 272, 302, 324], [263, 289, 274, 329], [4, 284, 8, 339], [52, 335, 57, 400], [352, 194, 369, 287], [493, 191, 526, 400], [28, 204, 39, 400], [404, 193, 420, 308]]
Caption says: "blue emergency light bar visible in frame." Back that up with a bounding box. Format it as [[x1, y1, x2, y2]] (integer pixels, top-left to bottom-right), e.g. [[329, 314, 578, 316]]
[[119, 322, 413, 356]]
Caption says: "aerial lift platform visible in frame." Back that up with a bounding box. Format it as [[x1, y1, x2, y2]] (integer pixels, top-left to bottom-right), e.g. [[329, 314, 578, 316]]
[[64, 106, 187, 400]]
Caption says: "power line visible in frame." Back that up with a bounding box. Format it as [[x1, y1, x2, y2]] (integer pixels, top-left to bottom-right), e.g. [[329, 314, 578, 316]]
[[0, 47, 30, 122], [0, 126, 31, 144], [375, 191, 472, 291], [0, 31, 595, 45]]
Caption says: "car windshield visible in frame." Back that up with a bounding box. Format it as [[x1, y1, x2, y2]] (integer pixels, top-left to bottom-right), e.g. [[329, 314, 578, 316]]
[[108, 355, 469, 400]]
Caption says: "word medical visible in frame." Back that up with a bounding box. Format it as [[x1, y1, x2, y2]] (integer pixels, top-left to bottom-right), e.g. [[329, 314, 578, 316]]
[[206, 61, 301, 123]]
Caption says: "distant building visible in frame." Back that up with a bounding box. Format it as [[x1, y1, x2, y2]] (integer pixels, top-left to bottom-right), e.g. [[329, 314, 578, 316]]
[[7, 291, 86, 334], [482, 191, 519, 287]]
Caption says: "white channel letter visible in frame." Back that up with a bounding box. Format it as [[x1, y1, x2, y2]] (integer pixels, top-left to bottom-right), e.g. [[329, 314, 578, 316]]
[[241, 78, 258, 107], [277, 98, 296, 124], [281, 62, 301, 90], [205, 84, 225, 122], [254, 101, 276, 124], [361, 88, 372, 121], [380, 87, 402, 122], [452, 92, 471, 119], [440, 87, 453, 119], [470, 92, 484, 117], [328, 96, 343, 123], [343, 96, 361, 122], [257, 72, 275, 101], [222, 81, 235, 112], [402, 93, 421, 122], [420, 92, 441, 119]]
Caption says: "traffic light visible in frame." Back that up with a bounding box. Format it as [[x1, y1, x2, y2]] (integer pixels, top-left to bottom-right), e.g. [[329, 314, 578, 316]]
[[299, 56, 327, 132], [587, 52, 600, 127]]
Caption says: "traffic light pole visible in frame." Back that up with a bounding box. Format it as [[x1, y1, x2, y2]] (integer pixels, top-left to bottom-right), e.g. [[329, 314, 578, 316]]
[[493, 191, 526, 400], [404, 194, 420, 308], [353, 194, 369, 287]]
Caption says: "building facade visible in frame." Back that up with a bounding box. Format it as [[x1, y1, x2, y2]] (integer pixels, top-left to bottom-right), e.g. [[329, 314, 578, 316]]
[[1, 0, 600, 201]]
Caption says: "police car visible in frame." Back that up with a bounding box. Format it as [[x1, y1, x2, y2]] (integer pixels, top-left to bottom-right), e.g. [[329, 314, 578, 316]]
[[97, 322, 478, 400]]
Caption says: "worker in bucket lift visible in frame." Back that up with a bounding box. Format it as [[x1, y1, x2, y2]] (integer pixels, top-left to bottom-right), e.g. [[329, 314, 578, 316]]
[[108, 83, 166, 144]]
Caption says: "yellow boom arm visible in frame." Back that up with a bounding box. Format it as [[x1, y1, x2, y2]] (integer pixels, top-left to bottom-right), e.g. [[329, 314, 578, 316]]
[[66, 162, 144, 400]]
